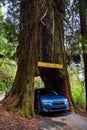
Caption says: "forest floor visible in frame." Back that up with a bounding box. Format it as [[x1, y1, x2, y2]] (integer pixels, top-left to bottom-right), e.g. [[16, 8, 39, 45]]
[[0, 95, 87, 130], [0, 103, 41, 130], [0, 103, 87, 130]]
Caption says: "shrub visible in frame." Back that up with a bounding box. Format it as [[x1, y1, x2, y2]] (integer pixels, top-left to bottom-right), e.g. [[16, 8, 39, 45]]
[[71, 85, 86, 110]]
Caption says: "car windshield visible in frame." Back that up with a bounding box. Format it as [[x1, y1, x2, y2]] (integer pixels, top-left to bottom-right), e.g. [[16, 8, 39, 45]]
[[36, 89, 58, 95]]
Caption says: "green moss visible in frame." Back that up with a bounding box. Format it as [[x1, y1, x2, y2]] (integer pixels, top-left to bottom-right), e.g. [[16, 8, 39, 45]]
[[21, 97, 35, 118], [7, 105, 17, 112], [21, 106, 34, 118], [21, 109, 30, 118]]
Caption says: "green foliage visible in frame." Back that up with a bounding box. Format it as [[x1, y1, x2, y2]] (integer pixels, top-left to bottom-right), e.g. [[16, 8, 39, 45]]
[[78, 35, 87, 51], [0, 4, 2, 17], [0, 59, 17, 93], [71, 85, 86, 110], [0, 2, 18, 93], [34, 76, 44, 89], [0, 2, 19, 59], [0, 20, 18, 58], [68, 63, 86, 110], [0, 80, 12, 93]]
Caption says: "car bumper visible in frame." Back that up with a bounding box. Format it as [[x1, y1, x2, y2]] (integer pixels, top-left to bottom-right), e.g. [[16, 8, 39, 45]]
[[41, 104, 69, 112], [42, 107, 69, 112]]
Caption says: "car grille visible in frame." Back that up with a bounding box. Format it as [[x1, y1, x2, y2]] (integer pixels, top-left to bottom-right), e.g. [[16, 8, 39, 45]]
[[53, 101, 64, 105], [52, 106, 67, 110]]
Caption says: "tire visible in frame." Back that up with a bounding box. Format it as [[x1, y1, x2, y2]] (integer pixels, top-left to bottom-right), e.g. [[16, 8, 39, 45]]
[[37, 103, 41, 114]]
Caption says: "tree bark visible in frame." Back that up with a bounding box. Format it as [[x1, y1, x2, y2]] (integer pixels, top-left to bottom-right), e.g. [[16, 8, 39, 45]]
[[2, 0, 36, 117], [79, 0, 87, 111], [39, 0, 74, 111]]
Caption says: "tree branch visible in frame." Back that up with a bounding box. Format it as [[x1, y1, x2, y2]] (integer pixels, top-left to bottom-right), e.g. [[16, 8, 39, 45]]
[[40, 9, 48, 26]]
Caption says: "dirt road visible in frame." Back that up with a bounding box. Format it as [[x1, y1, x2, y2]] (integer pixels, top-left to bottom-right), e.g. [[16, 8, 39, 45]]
[[39, 112, 87, 130]]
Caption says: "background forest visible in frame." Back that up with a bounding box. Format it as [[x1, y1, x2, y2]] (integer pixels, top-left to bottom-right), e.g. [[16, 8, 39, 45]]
[[0, 0, 86, 110]]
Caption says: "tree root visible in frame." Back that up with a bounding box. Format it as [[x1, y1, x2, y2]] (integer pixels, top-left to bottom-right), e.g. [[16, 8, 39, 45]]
[[1, 92, 35, 118]]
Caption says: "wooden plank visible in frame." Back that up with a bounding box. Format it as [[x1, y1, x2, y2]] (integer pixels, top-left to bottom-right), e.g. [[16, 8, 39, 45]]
[[37, 62, 63, 69]]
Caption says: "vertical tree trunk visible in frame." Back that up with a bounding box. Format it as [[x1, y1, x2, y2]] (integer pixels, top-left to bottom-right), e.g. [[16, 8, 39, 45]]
[[2, 0, 36, 117], [39, 0, 74, 111], [79, 0, 87, 111], [2, 0, 74, 117]]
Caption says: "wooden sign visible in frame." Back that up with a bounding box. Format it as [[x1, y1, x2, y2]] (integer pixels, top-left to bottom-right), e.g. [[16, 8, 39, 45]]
[[37, 62, 63, 69]]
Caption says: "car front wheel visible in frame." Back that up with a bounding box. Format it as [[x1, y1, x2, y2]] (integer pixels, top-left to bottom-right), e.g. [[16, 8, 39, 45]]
[[37, 103, 41, 113]]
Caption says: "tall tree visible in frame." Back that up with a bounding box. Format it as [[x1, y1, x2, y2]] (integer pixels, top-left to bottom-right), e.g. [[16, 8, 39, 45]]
[[1, 0, 74, 117], [79, 0, 87, 111]]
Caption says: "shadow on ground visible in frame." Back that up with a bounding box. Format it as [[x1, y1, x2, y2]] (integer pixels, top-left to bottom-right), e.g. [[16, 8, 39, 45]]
[[38, 111, 71, 117], [38, 111, 87, 130]]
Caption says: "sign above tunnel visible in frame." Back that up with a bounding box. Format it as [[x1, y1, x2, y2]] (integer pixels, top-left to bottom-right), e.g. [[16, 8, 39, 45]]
[[38, 62, 63, 69]]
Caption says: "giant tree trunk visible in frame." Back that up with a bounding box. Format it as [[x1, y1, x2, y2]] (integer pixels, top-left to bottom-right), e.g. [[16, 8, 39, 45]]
[[2, 0, 36, 117], [79, 0, 87, 111], [38, 0, 74, 111], [1, 0, 73, 117]]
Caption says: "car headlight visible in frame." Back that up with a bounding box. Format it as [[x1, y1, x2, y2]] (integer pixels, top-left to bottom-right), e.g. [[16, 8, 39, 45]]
[[41, 100, 51, 103], [64, 99, 68, 102]]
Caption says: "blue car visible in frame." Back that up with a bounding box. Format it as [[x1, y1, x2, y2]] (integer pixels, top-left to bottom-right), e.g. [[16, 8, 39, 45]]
[[34, 88, 69, 113]]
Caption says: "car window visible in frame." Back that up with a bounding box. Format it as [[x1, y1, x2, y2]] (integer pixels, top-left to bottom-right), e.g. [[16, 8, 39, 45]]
[[51, 90, 58, 95], [36, 89, 58, 95], [48, 90, 58, 95]]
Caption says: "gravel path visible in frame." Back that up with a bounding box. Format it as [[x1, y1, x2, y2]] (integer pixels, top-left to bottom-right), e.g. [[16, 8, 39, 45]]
[[39, 112, 87, 130]]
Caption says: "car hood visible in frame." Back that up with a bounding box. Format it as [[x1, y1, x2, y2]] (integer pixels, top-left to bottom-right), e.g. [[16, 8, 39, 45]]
[[39, 95, 67, 101]]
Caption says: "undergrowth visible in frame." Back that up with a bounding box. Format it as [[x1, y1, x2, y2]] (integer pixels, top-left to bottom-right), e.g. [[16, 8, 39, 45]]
[[71, 85, 86, 110]]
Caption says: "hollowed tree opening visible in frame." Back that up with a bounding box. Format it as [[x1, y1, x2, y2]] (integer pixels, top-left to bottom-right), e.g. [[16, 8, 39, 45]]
[[38, 67, 66, 97], [35, 64, 74, 112]]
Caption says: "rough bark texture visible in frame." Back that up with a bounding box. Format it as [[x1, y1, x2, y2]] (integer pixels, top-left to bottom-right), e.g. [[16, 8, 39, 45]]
[[2, 0, 74, 117], [79, 0, 87, 111], [2, 0, 36, 117], [38, 0, 74, 111]]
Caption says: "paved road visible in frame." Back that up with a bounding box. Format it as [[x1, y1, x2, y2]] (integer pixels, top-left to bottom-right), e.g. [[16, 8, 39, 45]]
[[0, 94, 5, 101], [39, 112, 87, 130], [0, 94, 87, 130]]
